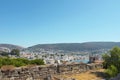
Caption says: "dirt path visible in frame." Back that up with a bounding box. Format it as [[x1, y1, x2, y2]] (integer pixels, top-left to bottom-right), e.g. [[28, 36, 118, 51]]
[[56, 69, 107, 80]]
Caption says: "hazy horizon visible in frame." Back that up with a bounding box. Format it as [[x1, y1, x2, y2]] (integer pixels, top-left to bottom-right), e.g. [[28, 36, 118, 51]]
[[1, 41, 120, 48], [0, 0, 120, 47]]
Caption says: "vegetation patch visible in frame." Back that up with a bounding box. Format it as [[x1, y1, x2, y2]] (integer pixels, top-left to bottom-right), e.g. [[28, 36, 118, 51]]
[[103, 46, 120, 78], [0, 57, 44, 68]]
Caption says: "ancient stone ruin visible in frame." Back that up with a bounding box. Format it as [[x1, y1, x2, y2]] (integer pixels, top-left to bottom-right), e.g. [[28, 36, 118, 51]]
[[0, 63, 103, 80]]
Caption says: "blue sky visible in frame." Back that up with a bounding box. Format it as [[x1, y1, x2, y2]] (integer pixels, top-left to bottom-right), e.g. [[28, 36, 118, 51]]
[[0, 0, 120, 47]]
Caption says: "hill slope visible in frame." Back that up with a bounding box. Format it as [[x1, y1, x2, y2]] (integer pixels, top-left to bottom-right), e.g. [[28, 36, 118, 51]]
[[26, 42, 120, 53], [0, 44, 24, 50]]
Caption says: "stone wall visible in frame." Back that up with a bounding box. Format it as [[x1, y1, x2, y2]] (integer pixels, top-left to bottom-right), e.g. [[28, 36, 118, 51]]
[[0, 63, 103, 80]]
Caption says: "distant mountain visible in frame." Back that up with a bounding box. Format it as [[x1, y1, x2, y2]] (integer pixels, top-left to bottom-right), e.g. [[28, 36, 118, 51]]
[[0, 44, 24, 51], [25, 42, 120, 53], [1, 42, 120, 54]]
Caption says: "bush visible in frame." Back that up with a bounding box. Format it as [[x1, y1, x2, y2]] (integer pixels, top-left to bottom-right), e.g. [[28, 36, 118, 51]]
[[30, 59, 44, 65], [0, 57, 44, 68], [11, 59, 25, 67], [105, 65, 118, 78], [1, 58, 12, 65]]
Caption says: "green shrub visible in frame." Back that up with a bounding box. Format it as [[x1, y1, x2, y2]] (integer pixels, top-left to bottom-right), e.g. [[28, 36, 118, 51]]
[[0, 57, 44, 68], [30, 59, 44, 65], [105, 65, 118, 78]]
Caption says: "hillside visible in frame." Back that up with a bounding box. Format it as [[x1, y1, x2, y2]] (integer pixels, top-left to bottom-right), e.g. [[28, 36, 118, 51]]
[[0, 44, 24, 50], [1, 42, 120, 53], [25, 42, 120, 53]]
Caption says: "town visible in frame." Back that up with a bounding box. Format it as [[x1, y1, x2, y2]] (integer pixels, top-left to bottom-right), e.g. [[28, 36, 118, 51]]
[[0, 46, 103, 65]]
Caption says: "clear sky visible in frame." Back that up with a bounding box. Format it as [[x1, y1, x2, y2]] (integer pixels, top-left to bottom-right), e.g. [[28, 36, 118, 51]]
[[0, 0, 120, 47]]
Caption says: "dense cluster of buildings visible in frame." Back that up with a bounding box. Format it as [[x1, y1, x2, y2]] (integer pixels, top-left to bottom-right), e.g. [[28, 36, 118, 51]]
[[20, 51, 103, 65], [0, 46, 103, 65]]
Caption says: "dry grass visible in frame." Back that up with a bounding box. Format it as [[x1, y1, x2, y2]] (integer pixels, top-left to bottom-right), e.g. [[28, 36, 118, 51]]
[[26, 64, 37, 68], [1, 65, 15, 71], [58, 69, 106, 80]]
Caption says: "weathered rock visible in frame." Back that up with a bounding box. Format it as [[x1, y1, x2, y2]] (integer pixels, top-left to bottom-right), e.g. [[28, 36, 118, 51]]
[[0, 63, 103, 80]]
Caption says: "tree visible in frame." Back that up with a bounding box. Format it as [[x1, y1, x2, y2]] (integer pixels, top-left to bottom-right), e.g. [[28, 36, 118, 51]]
[[10, 49, 20, 56], [102, 53, 110, 68], [103, 46, 120, 77]]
